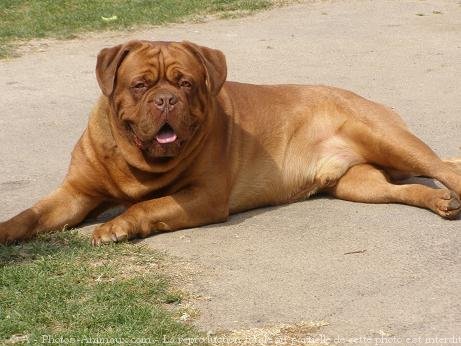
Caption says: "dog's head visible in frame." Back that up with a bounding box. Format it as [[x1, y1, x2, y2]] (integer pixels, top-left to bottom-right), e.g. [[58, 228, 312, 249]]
[[96, 40, 227, 168]]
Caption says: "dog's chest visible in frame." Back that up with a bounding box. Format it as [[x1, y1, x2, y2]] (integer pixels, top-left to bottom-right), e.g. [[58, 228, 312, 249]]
[[102, 158, 178, 201]]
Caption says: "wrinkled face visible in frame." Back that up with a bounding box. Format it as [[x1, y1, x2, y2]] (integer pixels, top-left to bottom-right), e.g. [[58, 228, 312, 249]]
[[96, 41, 226, 160]]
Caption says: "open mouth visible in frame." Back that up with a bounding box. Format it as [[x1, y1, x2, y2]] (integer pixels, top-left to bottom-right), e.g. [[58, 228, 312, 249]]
[[155, 123, 177, 144]]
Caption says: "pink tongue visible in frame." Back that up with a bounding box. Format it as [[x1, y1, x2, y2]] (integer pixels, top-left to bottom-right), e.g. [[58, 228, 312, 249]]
[[155, 129, 177, 144]]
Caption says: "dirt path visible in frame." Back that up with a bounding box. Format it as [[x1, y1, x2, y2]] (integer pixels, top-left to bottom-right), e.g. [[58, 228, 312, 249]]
[[1, 0, 460, 344]]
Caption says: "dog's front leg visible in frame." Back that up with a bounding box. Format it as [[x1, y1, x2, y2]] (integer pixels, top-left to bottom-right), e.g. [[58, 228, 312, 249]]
[[91, 188, 229, 245], [0, 181, 101, 244]]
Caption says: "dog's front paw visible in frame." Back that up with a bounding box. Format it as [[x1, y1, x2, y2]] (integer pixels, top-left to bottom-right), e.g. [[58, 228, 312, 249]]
[[92, 218, 134, 246]]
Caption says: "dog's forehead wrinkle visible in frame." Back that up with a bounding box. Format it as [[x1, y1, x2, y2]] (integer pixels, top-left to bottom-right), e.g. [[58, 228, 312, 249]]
[[139, 42, 161, 54], [158, 46, 166, 81], [165, 64, 189, 81], [163, 48, 204, 81], [120, 51, 161, 83], [131, 45, 201, 84], [118, 43, 201, 85]]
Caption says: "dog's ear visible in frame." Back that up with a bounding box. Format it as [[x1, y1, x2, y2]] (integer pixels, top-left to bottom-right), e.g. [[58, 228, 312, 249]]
[[182, 41, 227, 95], [96, 40, 142, 97]]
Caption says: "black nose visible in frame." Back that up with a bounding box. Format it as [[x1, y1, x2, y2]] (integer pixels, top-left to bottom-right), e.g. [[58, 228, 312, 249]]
[[153, 92, 178, 110]]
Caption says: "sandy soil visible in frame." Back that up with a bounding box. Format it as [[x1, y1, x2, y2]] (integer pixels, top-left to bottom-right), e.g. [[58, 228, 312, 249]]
[[1, 0, 460, 344]]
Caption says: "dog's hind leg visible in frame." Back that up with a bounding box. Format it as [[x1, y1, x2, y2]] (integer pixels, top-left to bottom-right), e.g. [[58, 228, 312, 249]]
[[444, 158, 461, 175], [386, 158, 461, 181], [327, 164, 461, 219], [343, 120, 461, 198], [0, 181, 101, 244]]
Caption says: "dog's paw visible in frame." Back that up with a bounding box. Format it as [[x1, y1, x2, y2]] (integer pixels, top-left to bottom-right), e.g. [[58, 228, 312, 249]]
[[92, 218, 133, 246], [431, 190, 461, 219]]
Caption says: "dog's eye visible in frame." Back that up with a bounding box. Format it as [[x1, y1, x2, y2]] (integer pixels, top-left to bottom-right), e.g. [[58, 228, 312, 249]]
[[179, 80, 192, 89], [132, 82, 147, 90]]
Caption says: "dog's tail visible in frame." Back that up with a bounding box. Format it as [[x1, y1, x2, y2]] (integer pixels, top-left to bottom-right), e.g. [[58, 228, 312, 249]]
[[444, 158, 461, 174]]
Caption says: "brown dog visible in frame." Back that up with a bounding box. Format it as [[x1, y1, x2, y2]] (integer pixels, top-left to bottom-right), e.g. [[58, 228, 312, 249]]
[[1, 40, 460, 245]]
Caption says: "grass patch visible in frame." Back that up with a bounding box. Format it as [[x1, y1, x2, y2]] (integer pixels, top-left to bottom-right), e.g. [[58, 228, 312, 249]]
[[0, 0, 275, 58], [0, 231, 202, 345]]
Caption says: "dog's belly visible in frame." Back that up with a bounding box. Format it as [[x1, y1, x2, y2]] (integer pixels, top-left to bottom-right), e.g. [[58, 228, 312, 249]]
[[228, 134, 364, 214]]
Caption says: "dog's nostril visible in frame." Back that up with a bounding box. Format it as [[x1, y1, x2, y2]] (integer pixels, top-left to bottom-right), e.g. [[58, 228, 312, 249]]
[[169, 95, 178, 105], [154, 97, 164, 107]]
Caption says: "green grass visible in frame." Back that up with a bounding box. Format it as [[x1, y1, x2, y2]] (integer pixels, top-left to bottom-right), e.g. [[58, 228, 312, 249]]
[[0, 231, 202, 345], [0, 0, 274, 58]]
